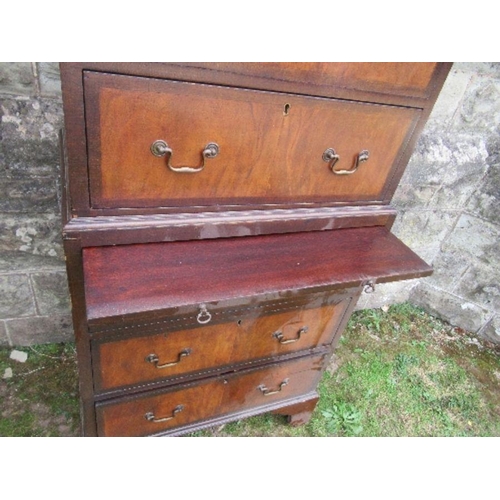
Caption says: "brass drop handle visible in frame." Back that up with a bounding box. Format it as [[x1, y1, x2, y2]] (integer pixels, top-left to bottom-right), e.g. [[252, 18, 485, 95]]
[[150, 140, 219, 173], [323, 149, 370, 175], [145, 348, 191, 369], [258, 379, 289, 396], [273, 326, 309, 345], [144, 405, 184, 423]]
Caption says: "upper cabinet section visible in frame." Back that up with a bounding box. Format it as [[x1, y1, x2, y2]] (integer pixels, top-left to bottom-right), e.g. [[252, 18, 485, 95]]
[[60, 63, 452, 217]]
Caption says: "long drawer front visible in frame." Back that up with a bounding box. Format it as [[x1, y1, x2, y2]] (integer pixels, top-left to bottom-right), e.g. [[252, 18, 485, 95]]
[[91, 292, 355, 394], [95, 354, 326, 437], [85, 71, 421, 210]]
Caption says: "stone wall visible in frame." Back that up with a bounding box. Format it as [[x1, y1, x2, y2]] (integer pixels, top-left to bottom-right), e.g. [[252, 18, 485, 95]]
[[361, 63, 500, 344], [0, 63, 72, 346], [0, 62, 499, 345]]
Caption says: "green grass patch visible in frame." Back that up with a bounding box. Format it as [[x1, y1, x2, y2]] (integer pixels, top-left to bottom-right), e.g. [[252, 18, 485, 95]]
[[0, 343, 79, 437]]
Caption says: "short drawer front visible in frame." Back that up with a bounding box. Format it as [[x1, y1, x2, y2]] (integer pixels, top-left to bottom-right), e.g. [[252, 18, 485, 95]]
[[85, 72, 421, 210], [96, 354, 325, 437], [92, 295, 352, 392]]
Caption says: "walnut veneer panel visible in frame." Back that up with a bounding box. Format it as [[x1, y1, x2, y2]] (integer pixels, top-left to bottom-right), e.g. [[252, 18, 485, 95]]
[[85, 72, 420, 209], [83, 226, 432, 321]]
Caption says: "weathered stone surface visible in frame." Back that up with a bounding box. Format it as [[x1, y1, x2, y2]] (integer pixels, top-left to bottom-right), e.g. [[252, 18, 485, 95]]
[[0, 274, 35, 319], [466, 136, 500, 226], [0, 177, 58, 213], [6, 314, 74, 345], [0, 321, 9, 346], [31, 271, 71, 316], [454, 263, 500, 311], [478, 314, 500, 343], [0, 63, 35, 96], [0, 214, 63, 259], [37, 63, 61, 97], [425, 69, 471, 130], [400, 133, 489, 202], [410, 282, 491, 333], [442, 214, 500, 265], [455, 75, 500, 133], [392, 184, 438, 210], [0, 251, 64, 273], [0, 97, 62, 141], [426, 249, 471, 291], [0, 98, 62, 177], [453, 62, 500, 77], [392, 210, 458, 257]]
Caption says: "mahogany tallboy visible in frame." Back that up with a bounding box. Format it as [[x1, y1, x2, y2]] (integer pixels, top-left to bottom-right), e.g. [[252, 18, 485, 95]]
[[60, 63, 451, 436]]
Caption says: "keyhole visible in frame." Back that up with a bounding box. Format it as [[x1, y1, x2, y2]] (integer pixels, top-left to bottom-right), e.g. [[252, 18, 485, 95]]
[[283, 103, 291, 116]]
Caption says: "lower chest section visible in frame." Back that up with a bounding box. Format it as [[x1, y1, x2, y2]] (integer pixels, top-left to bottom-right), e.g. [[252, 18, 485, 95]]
[[88, 288, 359, 436]]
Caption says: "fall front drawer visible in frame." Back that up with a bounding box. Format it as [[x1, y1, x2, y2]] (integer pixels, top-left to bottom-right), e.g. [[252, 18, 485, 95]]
[[95, 353, 326, 437], [91, 292, 354, 393], [84, 71, 421, 210]]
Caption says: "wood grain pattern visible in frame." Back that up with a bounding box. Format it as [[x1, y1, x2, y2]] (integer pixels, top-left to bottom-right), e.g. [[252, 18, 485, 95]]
[[96, 354, 325, 437], [85, 72, 420, 209], [94, 296, 350, 391], [83, 226, 432, 321], [180, 62, 439, 98]]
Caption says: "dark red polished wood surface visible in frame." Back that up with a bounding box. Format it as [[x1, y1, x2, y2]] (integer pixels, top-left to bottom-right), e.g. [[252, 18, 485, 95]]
[[83, 226, 432, 321]]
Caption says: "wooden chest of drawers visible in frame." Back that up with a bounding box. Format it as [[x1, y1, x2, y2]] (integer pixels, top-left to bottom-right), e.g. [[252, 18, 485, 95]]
[[60, 62, 451, 436]]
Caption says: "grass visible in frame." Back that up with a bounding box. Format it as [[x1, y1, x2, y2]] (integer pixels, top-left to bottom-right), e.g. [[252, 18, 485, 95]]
[[1, 302, 499, 437], [0, 343, 79, 436]]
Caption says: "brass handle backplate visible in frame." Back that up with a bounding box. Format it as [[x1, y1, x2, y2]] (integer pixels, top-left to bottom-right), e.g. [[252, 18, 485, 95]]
[[144, 405, 184, 423], [322, 148, 340, 172], [258, 379, 289, 396], [273, 326, 309, 345], [150, 140, 219, 173], [323, 149, 370, 175], [145, 348, 192, 369]]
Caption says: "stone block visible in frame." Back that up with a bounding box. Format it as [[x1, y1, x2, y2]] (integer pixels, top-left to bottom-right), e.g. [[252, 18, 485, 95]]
[[30, 271, 71, 316], [478, 314, 500, 343], [466, 150, 500, 226], [426, 249, 471, 291], [0, 274, 36, 319], [0, 97, 63, 178], [392, 184, 438, 210], [0, 214, 63, 259], [6, 314, 74, 346], [0, 63, 35, 96], [453, 62, 500, 77], [0, 177, 58, 213], [442, 214, 500, 265], [425, 69, 471, 131], [454, 263, 500, 311], [391, 210, 458, 257], [0, 251, 65, 274], [454, 75, 500, 134], [410, 282, 491, 333], [401, 132, 488, 199], [0, 321, 9, 346], [37, 63, 61, 97]]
